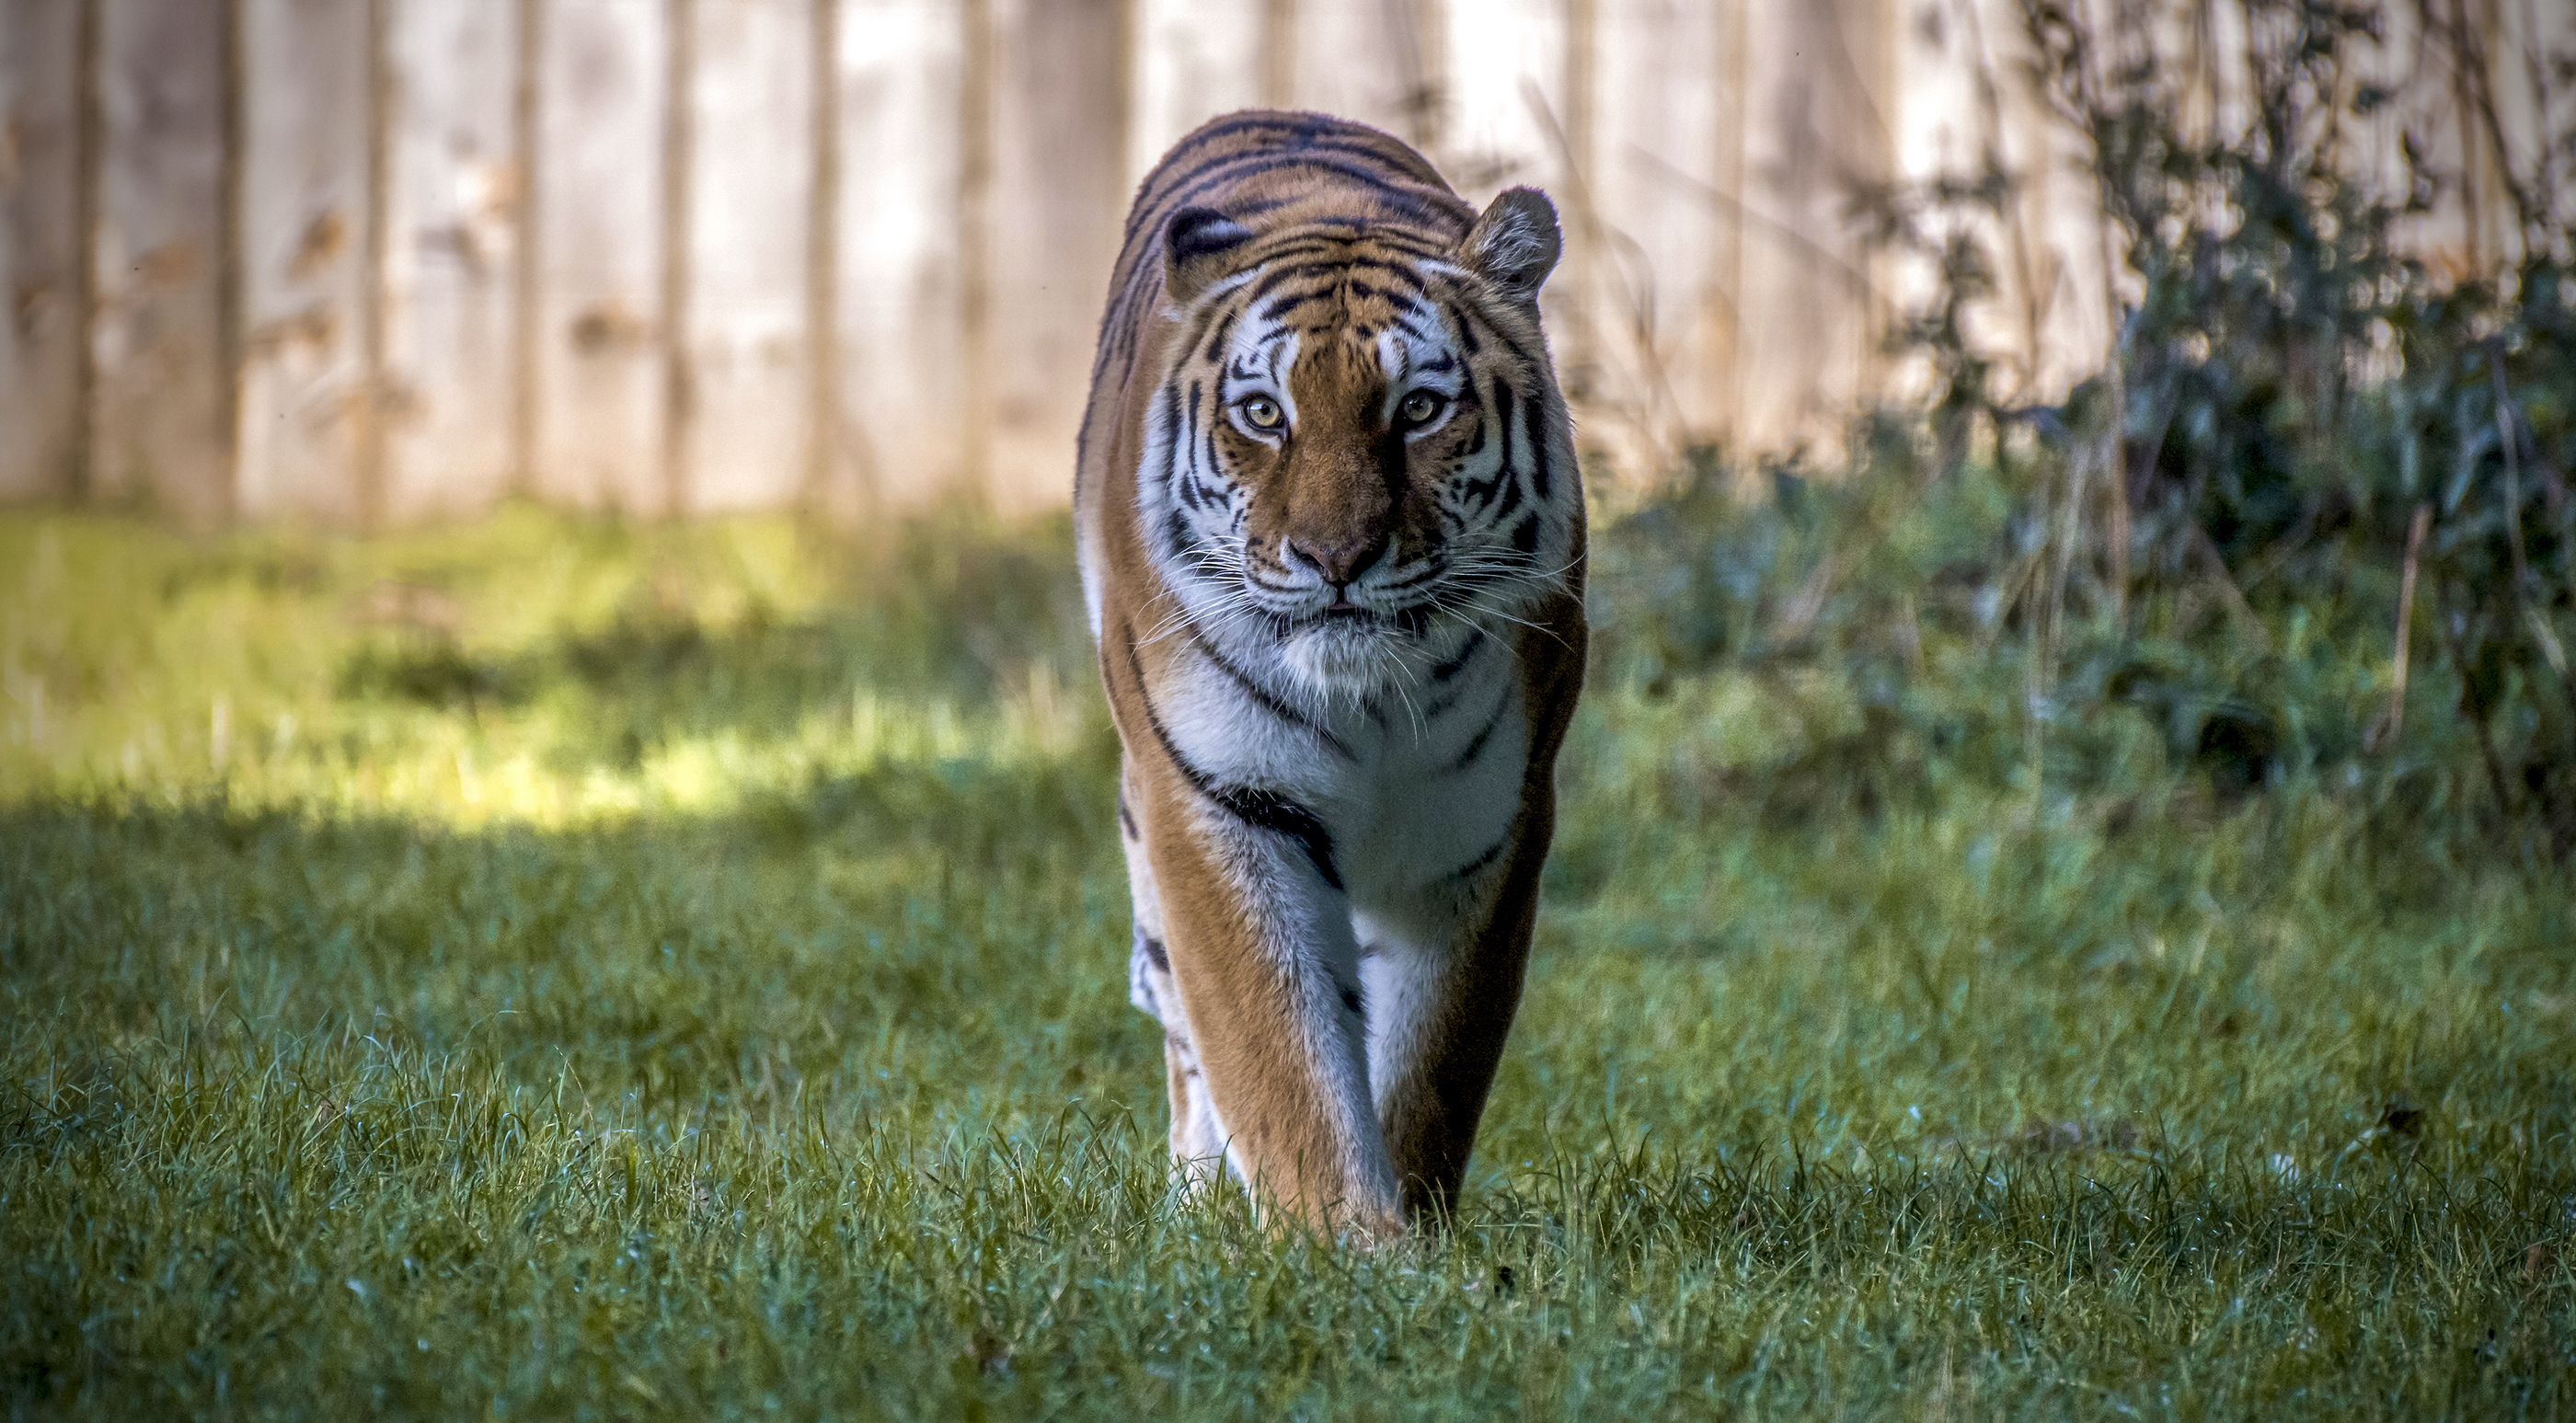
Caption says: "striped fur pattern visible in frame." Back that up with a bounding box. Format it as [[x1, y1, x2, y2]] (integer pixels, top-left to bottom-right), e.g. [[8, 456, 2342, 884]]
[[1075, 111, 1586, 1237]]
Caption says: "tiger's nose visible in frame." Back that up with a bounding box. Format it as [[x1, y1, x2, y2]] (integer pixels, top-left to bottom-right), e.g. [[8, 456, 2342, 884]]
[[1287, 534, 1389, 587]]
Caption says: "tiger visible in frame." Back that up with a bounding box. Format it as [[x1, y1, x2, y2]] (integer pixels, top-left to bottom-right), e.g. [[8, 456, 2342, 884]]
[[1074, 109, 1586, 1239]]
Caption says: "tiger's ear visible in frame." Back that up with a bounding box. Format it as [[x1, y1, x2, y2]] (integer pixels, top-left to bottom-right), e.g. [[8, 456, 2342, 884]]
[[1164, 206, 1255, 302], [1458, 187, 1560, 300]]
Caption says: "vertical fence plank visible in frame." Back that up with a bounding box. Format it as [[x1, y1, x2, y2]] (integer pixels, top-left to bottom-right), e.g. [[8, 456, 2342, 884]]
[[0, 0, 85, 500], [1286, 0, 1419, 138], [1432, 0, 1559, 198], [1723, 0, 1891, 453], [1129, 0, 1262, 188], [90, 0, 232, 522], [234, 0, 372, 523], [381, 0, 523, 522], [1586, 0, 1730, 465], [829, 0, 966, 512], [660, 0, 692, 513], [7, 0, 2556, 521], [535, 0, 667, 511], [683, 0, 812, 512], [983, 0, 1126, 509], [511, 0, 543, 498], [804, 0, 839, 510]]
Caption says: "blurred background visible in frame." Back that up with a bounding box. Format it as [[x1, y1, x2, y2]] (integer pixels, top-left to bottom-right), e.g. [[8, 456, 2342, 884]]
[[0, 0, 2561, 526]]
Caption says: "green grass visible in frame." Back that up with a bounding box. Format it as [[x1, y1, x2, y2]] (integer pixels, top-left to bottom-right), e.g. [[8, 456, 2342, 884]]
[[3, 505, 2570, 1419]]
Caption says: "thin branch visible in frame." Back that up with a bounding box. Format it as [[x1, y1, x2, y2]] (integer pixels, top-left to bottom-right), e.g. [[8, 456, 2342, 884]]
[[2364, 502, 2432, 752]]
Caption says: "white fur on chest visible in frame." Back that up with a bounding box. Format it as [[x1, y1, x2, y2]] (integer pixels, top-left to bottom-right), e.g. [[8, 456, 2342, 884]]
[[1154, 626, 1524, 908]]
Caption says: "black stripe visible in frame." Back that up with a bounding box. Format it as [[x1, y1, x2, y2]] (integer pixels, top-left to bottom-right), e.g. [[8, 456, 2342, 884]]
[[1432, 628, 1487, 681], [1486, 467, 1528, 529], [1253, 229, 1450, 264], [1463, 304, 1536, 376], [1449, 690, 1512, 772], [1138, 930, 1169, 971], [1247, 256, 1428, 316], [1248, 258, 1349, 304], [1184, 622, 1356, 760], [1216, 788, 1342, 890], [1463, 385, 1514, 506], [1510, 511, 1541, 555], [1380, 558, 1447, 592], [1444, 832, 1512, 880], [1133, 142, 1432, 234], [1118, 788, 1140, 839], [1202, 305, 1238, 361], [1124, 627, 1343, 891], [1421, 683, 1475, 720], [1148, 155, 1447, 236], [1174, 382, 1205, 509], [1132, 120, 1433, 216], [1177, 295, 1234, 366], [1457, 395, 1489, 456], [1188, 381, 1230, 503], [1260, 290, 1328, 323], [1523, 384, 1553, 502]]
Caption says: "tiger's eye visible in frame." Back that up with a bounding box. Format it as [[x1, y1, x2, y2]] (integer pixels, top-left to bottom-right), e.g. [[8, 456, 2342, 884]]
[[1398, 391, 1444, 426], [1239, 396, 1283, 430]]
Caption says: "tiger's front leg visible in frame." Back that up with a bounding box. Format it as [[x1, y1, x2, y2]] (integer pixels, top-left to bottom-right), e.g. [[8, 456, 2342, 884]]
[[1117, 782, 1228, 1180], [1117, 752, 1404, 1239]]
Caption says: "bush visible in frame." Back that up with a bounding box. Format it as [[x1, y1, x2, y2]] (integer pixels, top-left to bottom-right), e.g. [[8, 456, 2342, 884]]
[[1602, 0, 2576, 855]]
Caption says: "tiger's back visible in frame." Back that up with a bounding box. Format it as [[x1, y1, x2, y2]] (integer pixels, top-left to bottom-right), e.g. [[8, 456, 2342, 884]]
[[1075, 111, 1584, 1236]]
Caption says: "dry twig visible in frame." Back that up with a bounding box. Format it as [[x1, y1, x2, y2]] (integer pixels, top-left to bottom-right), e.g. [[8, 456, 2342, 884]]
[[2365, 502, 2432, 752]]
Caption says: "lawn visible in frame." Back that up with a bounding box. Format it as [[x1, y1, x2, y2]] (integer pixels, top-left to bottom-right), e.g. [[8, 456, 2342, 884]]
[[3, 504, 2570, 1418]]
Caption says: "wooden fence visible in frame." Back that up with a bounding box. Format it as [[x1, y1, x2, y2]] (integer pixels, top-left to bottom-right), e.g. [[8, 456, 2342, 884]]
[[0, 0, 2559, 525]]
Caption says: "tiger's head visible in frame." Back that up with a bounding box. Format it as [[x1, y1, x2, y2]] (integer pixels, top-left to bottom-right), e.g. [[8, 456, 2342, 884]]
[[1142, 189, 1578, 699]]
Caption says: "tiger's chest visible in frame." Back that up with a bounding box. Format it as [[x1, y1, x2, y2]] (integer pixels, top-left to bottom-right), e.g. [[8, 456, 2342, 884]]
[[1149, 625, 1528, 907]]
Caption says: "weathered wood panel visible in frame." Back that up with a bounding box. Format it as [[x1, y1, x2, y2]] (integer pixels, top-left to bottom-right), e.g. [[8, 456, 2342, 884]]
[[90, 0, 231, 522], [533, 0, 667, 511], [1289, 0, 1430, 143], [1128, 0, 1262, 186], [1888, 0, 2110, 407], [234, 0, 373, 523], [1438, 0, 1563, 198], [1726, 0, 1893, 453], [0, 0, 84, 501], [828, 0, 967, 514], [1588, 0, 1732, 465], [682, 0, 811, 512], [984, 0, 1127, 509], [381, 0, 523, 521], [0, 0, 2557, 521]]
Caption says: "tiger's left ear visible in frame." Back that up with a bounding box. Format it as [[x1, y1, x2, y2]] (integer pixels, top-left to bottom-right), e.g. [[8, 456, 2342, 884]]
[[1458, 188, 1560, 300], [1164, 206, 1255, 302]]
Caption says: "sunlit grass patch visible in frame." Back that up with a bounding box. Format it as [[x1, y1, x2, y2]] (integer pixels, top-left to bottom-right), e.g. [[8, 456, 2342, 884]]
[[4, 506, 2571, 1419]]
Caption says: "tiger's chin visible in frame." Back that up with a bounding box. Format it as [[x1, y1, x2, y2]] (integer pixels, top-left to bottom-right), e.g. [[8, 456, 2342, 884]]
[[1278, 614, 1426, 700]]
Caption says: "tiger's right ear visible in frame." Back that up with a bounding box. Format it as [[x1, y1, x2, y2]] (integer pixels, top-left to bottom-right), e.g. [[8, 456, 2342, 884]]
[[1163, 207, 1255, 302], [1458, 187, 1560, 301]]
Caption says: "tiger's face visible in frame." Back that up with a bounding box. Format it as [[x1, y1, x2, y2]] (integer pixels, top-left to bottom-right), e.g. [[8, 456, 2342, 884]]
[[1145, 191, 1575, 699]]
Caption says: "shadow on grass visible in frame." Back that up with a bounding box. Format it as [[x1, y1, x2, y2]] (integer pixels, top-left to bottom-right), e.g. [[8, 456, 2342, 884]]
[[0, 715, 1133, 1117], [332, 516, 1098, 771]]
